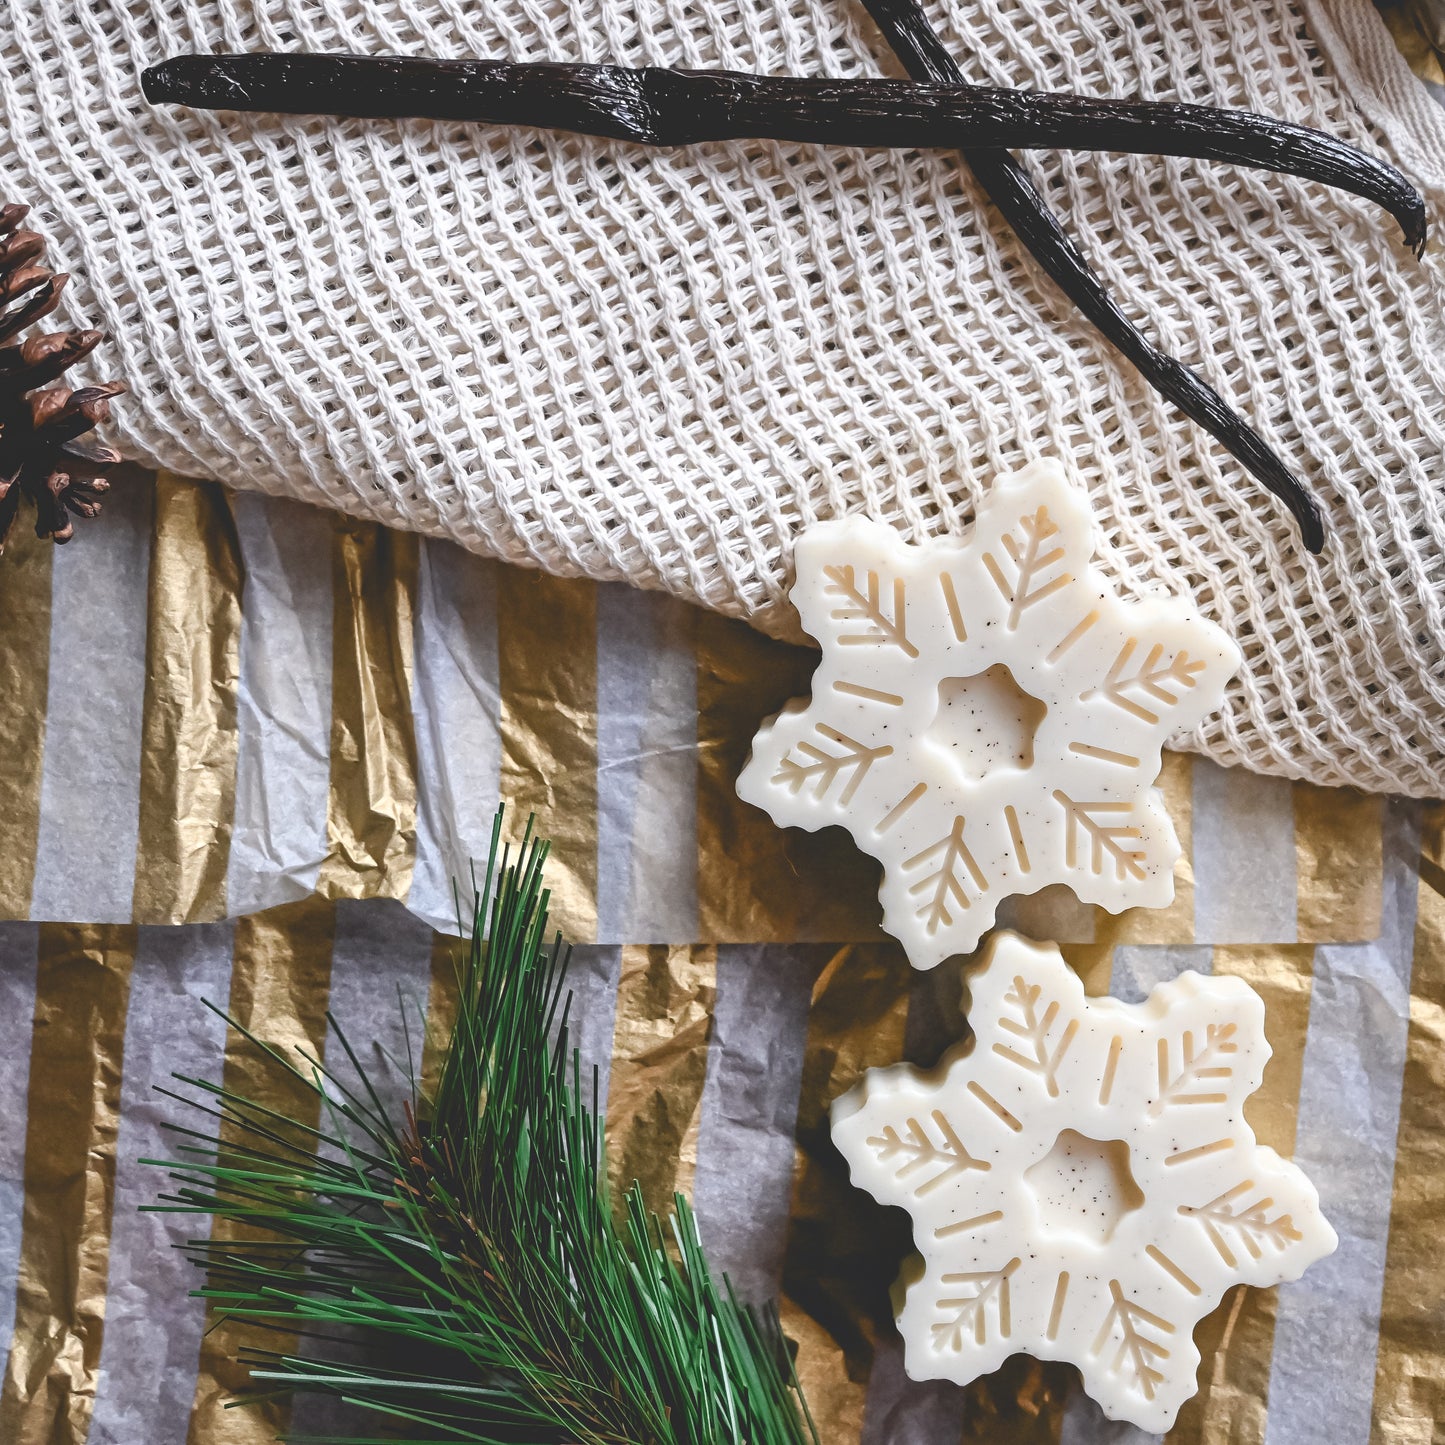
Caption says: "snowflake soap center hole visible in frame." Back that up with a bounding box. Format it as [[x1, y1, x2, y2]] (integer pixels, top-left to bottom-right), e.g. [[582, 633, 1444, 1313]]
[[928, 664, 1048, 782], [1024, 1129, 1143, 1245]]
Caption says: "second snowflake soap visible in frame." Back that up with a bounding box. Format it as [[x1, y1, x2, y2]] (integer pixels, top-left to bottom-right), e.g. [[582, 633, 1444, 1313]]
[[737, 461, 1241, 968], [832, 932, 1336, 1431]]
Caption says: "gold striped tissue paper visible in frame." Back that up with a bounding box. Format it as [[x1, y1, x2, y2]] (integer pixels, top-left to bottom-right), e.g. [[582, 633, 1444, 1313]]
[[0, 470, 1438, 1445]]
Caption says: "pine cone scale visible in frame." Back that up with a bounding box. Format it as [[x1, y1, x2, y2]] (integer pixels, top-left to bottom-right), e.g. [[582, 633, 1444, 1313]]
[[39, 386, 125, 446], [26, 386, 71, 429], [0, 232, 45, 270], [0, 278, 65, 345], [0, 203, 123, 554], [0, 265, 52, 306], [59, 435, 123, 471], [2, 330, 104, 391]]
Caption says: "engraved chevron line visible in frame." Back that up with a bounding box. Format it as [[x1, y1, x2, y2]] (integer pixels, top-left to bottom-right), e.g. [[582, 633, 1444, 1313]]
[[866, 1109, 989, 1196], [994, 975, 1079, 1097], [1054, 791, 1147, 880], [1149, 1023, 1237, 1116], [1180, 1180, 1303, 1265], [1088, 638, 1206, 725], [773, 725, 892, 805], [904, 817, 988, 934], [932, 1257, 1020, 1350], [1093, 1280, 1175, 1401], [822, 564, 919, 656], [982, 505, 1073, 630]]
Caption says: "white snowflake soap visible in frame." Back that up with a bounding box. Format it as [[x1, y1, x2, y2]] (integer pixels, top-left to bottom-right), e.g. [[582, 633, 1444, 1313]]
[[831, 933, 1336, 1432], [737, 461, 1241, 968]]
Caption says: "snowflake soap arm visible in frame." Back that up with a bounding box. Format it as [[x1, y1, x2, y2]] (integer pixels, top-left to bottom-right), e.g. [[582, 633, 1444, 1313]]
[[739, 462, 1242, 969], [831, 933, 1336, 1433]]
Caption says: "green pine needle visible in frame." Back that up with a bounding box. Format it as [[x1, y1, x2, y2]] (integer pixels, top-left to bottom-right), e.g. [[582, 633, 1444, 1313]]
[[145, 813, 819, 1445]]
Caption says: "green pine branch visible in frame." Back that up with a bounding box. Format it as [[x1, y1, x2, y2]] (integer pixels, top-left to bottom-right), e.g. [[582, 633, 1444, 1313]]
[[144, 814, 818, 1445]]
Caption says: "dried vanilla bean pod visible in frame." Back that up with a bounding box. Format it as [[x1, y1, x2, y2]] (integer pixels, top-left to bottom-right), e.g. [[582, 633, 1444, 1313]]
[[142, 55, 1424, 257], [860, 0, 1329, 551]]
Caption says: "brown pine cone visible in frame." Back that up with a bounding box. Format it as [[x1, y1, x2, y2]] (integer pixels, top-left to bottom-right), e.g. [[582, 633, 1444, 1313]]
[[0, 203, 125, 553]]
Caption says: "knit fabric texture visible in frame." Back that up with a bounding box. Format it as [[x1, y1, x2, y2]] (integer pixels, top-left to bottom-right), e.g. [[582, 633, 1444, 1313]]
[[3, 0, 1443, 796]]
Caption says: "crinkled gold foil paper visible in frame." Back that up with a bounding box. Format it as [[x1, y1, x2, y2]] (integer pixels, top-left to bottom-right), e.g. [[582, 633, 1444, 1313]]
[[0, 469, 1439, 1445], [0, 925, 136, 1445]]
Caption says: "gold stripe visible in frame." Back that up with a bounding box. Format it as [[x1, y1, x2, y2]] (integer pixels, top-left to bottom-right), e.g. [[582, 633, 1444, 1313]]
[[132, 474, 243, 923], [0, 923, 137, 1444], [0, 522, 52, 915], [1377, 2, 1445, 86], [963, 1360, 1074, 1441], [1370, 802, 1445, 1441], [1294, 781, 1383, 944], [495, 569, 599, 942], [419, 927, 461, 1108], [1212, 944, 1313, 1159], [318, 518, 419, 901], [1169, 942, 1314, 1445], [1065, 941, 1114, 998], [695, 612, 883, 942], [605, 944, 716, 1209], [780, 942, 912, 1445], [187, 897, 337, 1445]]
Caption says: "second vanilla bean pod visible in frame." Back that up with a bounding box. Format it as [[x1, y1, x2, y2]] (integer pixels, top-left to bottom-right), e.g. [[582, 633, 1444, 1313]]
[[860, 0, 1328, 552]]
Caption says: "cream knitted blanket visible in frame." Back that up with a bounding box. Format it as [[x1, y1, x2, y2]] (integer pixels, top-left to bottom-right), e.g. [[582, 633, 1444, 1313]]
[[3, 0, 1443, 795]]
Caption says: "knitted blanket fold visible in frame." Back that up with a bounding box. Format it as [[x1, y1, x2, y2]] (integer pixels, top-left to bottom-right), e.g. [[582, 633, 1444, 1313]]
[[5, 0, 1443, 796]]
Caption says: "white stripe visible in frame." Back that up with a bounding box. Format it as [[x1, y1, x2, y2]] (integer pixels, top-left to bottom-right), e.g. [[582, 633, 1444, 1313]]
[[225, 493, 335, 915], [595, 584, 697, 942], [1109, 944, 1215, 1003], [406, 540, 501, 934], [30, 480, 152, 921], [861, 1340, 967, 1444], [692, 945, 812, 1304], [0, 923, 38, 1380], [1191, 758, 1298, 944], [1264, 800, 1422, 1445], [1058, 1383, 1160, 1444], [89, 921, 235, 1445], [288, 899, 436, 1443], [564, 944, 623, 1108], [321, 899, 438, 1117]]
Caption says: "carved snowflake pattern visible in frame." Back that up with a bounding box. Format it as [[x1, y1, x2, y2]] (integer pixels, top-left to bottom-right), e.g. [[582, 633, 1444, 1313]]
[[737, 461, 1241, 969], [831, 933, 1337, 1432]]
